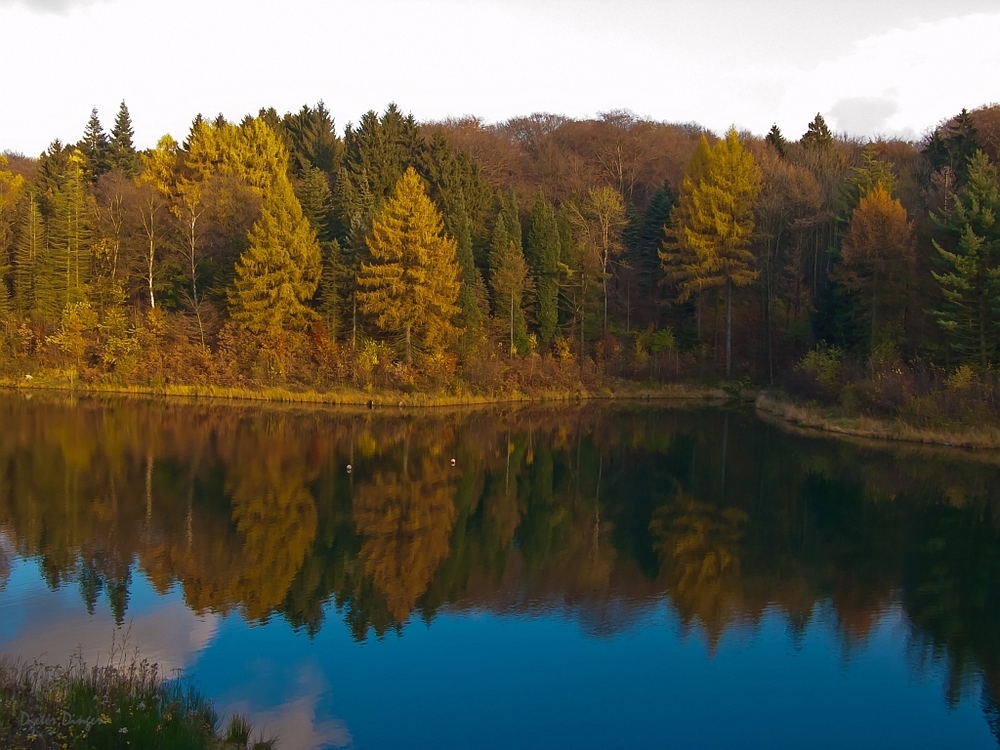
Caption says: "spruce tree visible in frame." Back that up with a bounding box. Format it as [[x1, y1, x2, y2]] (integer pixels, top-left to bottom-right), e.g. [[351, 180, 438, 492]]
[[109, 101, 141, 177], [14, 190, 43, 316], [526, 190, 560, 348], [765, 125, 787, 157], [931, 150, 1000, 369], [489, 214, 530, 356], [801, 113, 833, 150], [357, 168, 460, 364], [79, 107, 110, 180]]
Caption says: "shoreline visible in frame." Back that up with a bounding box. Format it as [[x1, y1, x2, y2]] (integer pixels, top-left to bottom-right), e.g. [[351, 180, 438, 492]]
[[0, 378, 731, 409], [755, 393, 1000, 451]]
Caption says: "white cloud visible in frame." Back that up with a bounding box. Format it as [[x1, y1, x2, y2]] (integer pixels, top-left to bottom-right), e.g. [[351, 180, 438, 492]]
[[0, 0, 998, 153]]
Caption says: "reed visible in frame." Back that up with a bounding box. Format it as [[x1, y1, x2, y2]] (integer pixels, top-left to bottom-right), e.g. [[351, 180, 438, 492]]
[[0, 652, 274, 750]]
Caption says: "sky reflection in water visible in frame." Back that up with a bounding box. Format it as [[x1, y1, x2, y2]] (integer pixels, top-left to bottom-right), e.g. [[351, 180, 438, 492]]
[[0, 394, 998, 749]]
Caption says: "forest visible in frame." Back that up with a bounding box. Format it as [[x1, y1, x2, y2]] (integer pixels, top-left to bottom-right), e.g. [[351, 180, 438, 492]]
[[2, 101, 1000, 417]]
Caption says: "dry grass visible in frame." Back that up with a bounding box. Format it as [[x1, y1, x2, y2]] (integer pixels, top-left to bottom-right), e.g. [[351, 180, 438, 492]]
[[0, 378, 729, 409], [756, 393, 1000, 450]]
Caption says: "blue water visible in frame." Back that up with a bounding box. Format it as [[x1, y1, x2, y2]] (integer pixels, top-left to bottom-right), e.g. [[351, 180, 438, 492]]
[[1, 397, 998, 748], [2, 561, 992, 750]]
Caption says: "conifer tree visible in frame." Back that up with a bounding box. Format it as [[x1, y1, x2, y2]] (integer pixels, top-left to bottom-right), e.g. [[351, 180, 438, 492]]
[[79, 108, 110, 180], [837, 184, 915, 353], [801, 113, 833, 150], [0, 156, 25, 316], [39, 151, 92, 320], [489, 214, 530, 356], [15, 189, 43, 316], [668, 128, 761, 376], [931, 151, 1000, 370], [109, 101, 141, 177], [526, 190, 561, 348], [765, 125, 787, 157], [229, 174, 322, 337], [357, 168, 460, 364]]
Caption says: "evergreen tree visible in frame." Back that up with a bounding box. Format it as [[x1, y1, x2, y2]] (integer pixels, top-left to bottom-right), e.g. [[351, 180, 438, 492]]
[[801, 113, 833, 150], [634, 181, 674, 321], [39, 151, 92, 320], [489, 214, 530, 356], [357, 168, 460, 364], [79, 107, 110, 180], [0, 155, 25, 316], [526, 190, 561, 348], [283, 101, 342, 176], [15, 189, 43, 316], [924, 108, 980, 185], [108, 101, 141, 177], [842, 145, 897, 216], [931, 151, 1000, 369], [765, 125, 787, 157]]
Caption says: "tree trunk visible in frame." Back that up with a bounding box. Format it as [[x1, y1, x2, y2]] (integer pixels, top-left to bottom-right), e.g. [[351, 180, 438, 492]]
[[726, 279, 733, 378], [510, 292, 515, 358], [405, 323, 412, 364]]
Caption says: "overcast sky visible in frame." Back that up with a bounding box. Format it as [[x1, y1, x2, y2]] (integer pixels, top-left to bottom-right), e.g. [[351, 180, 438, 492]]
[[2, 0, 999, 155]]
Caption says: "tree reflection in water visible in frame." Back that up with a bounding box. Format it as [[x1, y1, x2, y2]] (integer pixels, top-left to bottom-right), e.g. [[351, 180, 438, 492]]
[[0, 394, 999, 741]]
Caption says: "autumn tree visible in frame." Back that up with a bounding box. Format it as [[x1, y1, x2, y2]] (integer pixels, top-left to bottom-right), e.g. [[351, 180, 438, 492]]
[[0, 156, 25, 317], [931, 151, 1000, 370], [667, 128, 761, 376], [489, 213, 531, 356], [357, 168, 460, 365], [836, 184, 915, 352]]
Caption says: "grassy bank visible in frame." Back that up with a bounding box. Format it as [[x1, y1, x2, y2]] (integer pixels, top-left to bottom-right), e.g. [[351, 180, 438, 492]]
[[0, 376, 729, 408], [0, 653, 271, 750], [755, 393, 1000, 450]]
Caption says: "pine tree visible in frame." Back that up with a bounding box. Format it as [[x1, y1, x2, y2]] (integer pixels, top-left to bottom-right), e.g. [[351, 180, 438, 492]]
[[801, 113, 833, 151], [108, 101, 141, 177], [357, 168, 460, 364], [489, 214, 530, 356], [765, 125, 787, 157], [526, 190, 561, 348], [79, 107, 110, 180], [843, 145, 897, 215], [931, 151, 1000, 369], [636, 182, 673, 310]]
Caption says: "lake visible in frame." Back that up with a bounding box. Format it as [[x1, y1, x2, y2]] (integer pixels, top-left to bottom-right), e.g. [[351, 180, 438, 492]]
[[0, 393, 998, 749]]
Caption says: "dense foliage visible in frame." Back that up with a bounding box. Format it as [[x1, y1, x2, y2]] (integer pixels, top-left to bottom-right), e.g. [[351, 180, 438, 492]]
[[4, 102, 1000, 401]]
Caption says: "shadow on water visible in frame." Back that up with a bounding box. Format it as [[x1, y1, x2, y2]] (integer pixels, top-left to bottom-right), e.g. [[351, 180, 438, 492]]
[[0, 392, 999, 743]]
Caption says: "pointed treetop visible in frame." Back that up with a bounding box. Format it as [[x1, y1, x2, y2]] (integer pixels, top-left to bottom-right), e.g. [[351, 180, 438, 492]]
[[801, 113, 833, 150], [765, 124, 786, 157]]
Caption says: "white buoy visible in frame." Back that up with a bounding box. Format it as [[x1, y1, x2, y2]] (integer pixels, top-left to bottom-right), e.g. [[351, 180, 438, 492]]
[[346, 464, 352, 473], [450, 458, 456, 467]]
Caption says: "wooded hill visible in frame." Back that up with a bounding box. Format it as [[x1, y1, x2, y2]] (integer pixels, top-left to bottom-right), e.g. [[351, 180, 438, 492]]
[[2, 102, 1000, 403]]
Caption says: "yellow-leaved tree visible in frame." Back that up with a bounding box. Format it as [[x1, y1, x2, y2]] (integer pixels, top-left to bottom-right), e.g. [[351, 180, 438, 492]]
[[663, 128, 761, 376], [358, 167, 460, 365]]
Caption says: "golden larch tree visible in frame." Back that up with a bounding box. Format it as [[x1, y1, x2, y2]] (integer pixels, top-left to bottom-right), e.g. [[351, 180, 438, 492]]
[[358, 167, 460, 365]]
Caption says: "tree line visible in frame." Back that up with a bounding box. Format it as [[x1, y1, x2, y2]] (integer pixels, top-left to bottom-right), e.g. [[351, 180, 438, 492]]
[[2, 101, 1000, 392]]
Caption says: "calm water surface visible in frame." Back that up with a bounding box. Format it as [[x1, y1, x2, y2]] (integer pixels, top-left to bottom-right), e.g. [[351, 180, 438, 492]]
[[1, 393, 998, 749]]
